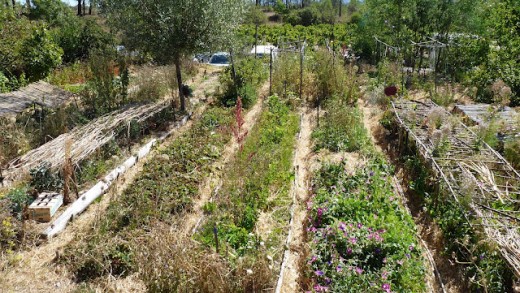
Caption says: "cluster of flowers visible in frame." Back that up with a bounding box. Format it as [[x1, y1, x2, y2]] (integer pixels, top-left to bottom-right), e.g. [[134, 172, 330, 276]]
[[305, 161, 425, 292]]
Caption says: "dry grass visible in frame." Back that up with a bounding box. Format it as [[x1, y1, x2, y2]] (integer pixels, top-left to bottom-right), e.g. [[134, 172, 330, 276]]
[[134, 223, 272, 293]]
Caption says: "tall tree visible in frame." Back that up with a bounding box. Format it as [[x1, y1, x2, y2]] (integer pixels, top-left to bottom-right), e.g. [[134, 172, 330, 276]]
[[77, 0, 81, 15], [103, 0, 246, 111]]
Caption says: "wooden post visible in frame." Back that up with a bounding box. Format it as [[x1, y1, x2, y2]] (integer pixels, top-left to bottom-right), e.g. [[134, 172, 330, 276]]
[[317, 96, 320, 127], [254, 24, 259, 59], [213, 224, 219, 253], [269, 48, 273, 96], [299, 42, 304, 102]]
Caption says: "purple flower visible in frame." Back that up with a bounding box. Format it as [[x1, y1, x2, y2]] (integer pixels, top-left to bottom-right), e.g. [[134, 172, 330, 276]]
[[369, 171, 374, 177], [382, 283, 391, 293], [357, 223, 363, 229], [339, 222, 347, 232], [349, 237, 357, 244], [406, 253, 411, 259], [336, 265, 342, 272], [346, 247, 352, 255], [355, 267, 363, 275], [315, 270, 324, 276], [408, 245, 414, 251], [397, 259, 404, 265]]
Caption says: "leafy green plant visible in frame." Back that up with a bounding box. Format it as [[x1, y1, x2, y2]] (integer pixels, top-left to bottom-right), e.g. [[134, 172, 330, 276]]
[[29, 162, 63, 192], [312, 103, 369, 152], [5, 187, 32, 220]]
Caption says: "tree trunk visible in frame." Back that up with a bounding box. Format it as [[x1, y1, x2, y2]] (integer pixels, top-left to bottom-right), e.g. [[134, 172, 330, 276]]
[[256, 0, 259, 6], [11, 0, 15, 10], [339, 0, 342, 17], [77, 0, 81, 16], [82, 0, 86, 16], [175, 57, 185, 112], [89, 0, 92, 14], [25, 0, 30, 9]]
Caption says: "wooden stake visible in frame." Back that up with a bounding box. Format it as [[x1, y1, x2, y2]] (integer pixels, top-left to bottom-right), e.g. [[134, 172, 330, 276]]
[[213, 224, 219, 254]]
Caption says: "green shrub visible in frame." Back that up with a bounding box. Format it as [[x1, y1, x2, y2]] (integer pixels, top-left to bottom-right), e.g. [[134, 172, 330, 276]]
[[312, 104, 369, 152], [21, 25, 63, 81], [5, 187, 32, 220], [219, 57, 267, 108]]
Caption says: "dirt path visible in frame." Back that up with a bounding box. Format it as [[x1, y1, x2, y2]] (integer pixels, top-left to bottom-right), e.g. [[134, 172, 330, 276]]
[[180, 82, 269, 236], [0, 68, 223, 293], [276, 108, 313, 293]]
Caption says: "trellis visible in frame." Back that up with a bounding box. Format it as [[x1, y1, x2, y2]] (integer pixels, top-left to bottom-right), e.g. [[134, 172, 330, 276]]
[[392, 98, 520, 277], [0, 81, 75, 117], [411, 38, 447, 70], [3, 100, 173, 186], [374, 36, 400, 60]]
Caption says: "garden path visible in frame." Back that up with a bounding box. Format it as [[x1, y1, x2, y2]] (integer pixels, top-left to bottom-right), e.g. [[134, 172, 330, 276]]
[[277, 108, 313, 293]]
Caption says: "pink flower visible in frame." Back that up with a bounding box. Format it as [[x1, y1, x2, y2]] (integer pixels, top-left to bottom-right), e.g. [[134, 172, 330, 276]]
[[355, 267, 363, 275], [349, 237, 357, 244], [315, 270, 324, 276], [382, 271, 388, 280], [357, 223, 363, 229], [313, 284, 329, 292], [382, 283, 391, 292], [336, 265, 342, 272], [346, 247, 352, 254], [309, 255, 317, 264]]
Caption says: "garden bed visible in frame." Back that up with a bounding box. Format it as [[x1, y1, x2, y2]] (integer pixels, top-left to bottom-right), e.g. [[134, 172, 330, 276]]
[[302, 101, 427, 292], [193, 95, 299, 290]]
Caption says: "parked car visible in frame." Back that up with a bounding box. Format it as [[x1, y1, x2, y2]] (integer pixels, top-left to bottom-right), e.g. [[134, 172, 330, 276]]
[[250, 44, 278, 59], [208, 52, 230, 66], [193, 53, 211, 63]]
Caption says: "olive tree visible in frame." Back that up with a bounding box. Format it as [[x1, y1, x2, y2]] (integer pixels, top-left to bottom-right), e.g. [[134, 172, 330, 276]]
[[101, 0, 247, 111]]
